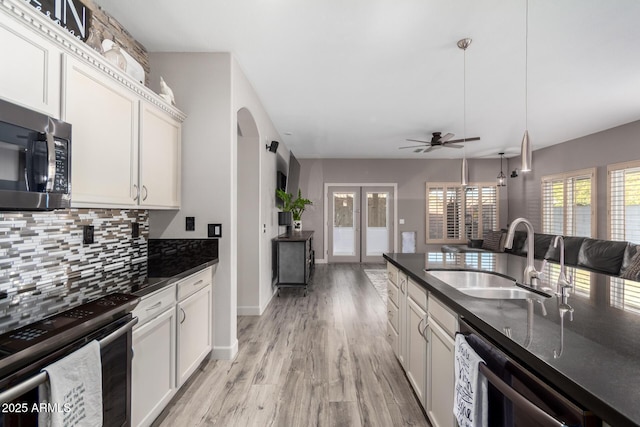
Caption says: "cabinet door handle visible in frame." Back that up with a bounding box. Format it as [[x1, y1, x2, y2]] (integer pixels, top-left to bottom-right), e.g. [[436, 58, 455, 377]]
[[423, 320, 430, 341], [146, 301, 162, 311], [417, 317, 424, 335], [133, 184, 140, 202], [193, 279, 203, 287], [180, 307, 186, 324], [142, 185, 148, 201]]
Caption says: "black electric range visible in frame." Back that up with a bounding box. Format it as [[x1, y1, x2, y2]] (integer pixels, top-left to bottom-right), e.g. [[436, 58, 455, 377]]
[[0, 293, 139, 379]]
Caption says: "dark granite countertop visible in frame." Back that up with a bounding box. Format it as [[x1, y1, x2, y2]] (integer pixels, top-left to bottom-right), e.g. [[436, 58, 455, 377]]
[[384, 252, 640, 427], [132, 259, 218, 298]]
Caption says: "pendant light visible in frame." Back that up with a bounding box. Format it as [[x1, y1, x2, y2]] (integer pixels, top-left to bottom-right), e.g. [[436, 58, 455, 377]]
[[461, 157, 469, 186], [497, 152, 506, 187], [520, 0, 532, 172], [458, 37, 472, 186]]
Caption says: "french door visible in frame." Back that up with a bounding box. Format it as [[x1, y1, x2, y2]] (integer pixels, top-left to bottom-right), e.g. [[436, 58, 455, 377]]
[[327, 186, 394, 263]]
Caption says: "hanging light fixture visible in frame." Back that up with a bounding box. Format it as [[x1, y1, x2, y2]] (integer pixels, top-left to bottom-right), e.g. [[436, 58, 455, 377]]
[[458, 37, 472, 186], [461, 157, 469, 186], [520, 0, 532, 172], [497, 152, 506, 187]]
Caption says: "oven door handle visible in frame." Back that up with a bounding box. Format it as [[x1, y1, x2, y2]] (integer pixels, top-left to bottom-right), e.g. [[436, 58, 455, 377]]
[[100, 317, 137, 347], [0, 317, 138, 405]]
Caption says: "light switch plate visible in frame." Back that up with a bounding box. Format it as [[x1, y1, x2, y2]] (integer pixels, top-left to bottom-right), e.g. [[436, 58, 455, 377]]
[[208, 223, 222, 238], [399, 219, 405, 225]]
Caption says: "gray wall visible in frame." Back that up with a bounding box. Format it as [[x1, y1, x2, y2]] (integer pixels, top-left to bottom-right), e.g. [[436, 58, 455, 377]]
[[508, 119, 640, 239], [298, 158, 507, 258]]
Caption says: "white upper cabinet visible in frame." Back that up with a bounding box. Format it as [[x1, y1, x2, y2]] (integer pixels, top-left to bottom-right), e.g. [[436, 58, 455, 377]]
[[0, 0, 185, 209], [0, 7, 61, 117], [64, 55, 139, 206], [139, 102, 181, 208]]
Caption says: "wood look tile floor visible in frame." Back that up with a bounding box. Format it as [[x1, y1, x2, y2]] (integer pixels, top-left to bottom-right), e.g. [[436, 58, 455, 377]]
[[153, 263, 431, 427]]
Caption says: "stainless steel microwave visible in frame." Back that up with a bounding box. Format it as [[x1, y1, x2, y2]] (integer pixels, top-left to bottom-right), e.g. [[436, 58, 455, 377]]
[[0, 99, 71, 210]]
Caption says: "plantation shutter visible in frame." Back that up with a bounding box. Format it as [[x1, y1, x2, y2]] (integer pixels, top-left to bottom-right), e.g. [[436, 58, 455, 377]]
[[427, 183, 497, 243], [608, 161, 640, 313], [541, 169, 594, 237]]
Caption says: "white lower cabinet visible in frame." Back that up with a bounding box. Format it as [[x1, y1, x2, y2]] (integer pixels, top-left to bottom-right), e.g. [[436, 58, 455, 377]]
[[131, 266, 214, 426], [177, 271, 213, 387], [406, 294, 428, 407], [386, 262, 459, 421], [132, 307, 176, 427], [398, 272, 409, 368], [426, 319, 455, 427], [426, 294, 458, 427]]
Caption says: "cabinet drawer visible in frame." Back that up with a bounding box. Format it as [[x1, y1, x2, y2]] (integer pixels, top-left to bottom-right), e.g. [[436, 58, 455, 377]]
[[408, 278, 427, 311], [428, 294, 458, 337], [134, 285, 176, 327], [177, 268, 212, 301], [387, 262, 398, 285], [387, 298, 399, 331], [388, 279, 399, 306]]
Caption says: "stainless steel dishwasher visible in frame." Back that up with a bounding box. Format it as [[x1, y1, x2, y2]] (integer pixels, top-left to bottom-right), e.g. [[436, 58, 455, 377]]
[[458, 319, 600, 427]]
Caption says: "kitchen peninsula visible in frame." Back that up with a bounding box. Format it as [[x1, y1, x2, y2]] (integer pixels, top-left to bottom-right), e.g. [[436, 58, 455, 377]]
[[385, 251, 640, 427]]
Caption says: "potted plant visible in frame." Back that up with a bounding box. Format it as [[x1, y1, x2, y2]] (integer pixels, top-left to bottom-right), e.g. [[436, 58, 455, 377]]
[[276, 188, 312, 232]]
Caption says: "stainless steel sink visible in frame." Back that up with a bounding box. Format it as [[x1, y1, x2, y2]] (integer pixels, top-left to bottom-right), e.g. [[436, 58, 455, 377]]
[[426, 270, 517, 289], [456, 288, 538, 299], [425, 270, 548, 300]]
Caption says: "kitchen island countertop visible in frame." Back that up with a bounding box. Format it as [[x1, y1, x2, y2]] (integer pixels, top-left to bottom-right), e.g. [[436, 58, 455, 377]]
[[384, 251, 640, 427]]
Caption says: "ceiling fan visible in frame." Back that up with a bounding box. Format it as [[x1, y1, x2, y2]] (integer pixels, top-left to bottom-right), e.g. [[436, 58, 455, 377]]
[[400, 132, 480, 153]]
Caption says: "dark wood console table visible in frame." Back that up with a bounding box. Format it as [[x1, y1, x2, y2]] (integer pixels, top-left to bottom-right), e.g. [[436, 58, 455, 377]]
[[272, 231, 314, 296]]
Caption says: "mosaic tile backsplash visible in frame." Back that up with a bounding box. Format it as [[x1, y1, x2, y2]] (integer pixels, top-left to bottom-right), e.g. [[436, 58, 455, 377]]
[[0, 209, 148, 334]]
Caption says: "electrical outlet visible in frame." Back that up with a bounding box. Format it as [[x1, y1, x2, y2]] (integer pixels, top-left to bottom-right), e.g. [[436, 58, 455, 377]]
[[132, 222, 139, 238], [186, 217, 195, 231], [83, 225, 94, 245]]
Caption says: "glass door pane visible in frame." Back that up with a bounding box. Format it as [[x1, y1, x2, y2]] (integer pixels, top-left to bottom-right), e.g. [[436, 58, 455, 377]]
[[333, 192, 356, 256], [365, 191, 388, 256]]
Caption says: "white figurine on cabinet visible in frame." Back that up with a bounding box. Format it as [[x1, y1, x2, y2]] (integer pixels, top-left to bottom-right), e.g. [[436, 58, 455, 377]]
[[159, 77, 176, 106]]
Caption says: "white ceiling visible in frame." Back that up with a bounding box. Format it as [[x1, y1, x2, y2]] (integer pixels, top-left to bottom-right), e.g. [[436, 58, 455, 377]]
[[95, 0, 640, 159]]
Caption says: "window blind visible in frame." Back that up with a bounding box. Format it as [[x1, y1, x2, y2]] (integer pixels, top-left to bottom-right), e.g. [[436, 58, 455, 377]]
[[541, 168, 595, 298], [609, 163, 640, 243], [541, 169, 595, 238], [608, 161, 640, 313], [426, 183, 497, 243]]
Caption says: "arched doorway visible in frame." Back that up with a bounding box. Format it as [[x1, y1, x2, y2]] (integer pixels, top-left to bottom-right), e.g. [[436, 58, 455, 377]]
[[236, 108, 261, 314]]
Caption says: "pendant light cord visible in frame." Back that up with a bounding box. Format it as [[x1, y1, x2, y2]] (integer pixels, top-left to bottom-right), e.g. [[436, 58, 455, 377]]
[[525, 0, 529, 130], [463, 44, 467, 144]]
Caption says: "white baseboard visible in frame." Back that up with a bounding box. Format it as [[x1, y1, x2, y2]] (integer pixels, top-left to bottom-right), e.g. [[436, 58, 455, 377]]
[[260, 288, 276, 313], [315, 258, 327, 264], [211, 339, 238, 360], [237, 306, 261, 316]]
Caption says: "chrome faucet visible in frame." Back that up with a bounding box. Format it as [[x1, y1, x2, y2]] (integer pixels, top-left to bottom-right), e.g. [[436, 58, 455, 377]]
[[504, 217, 542, 287], [553, 236, 573, 299]]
